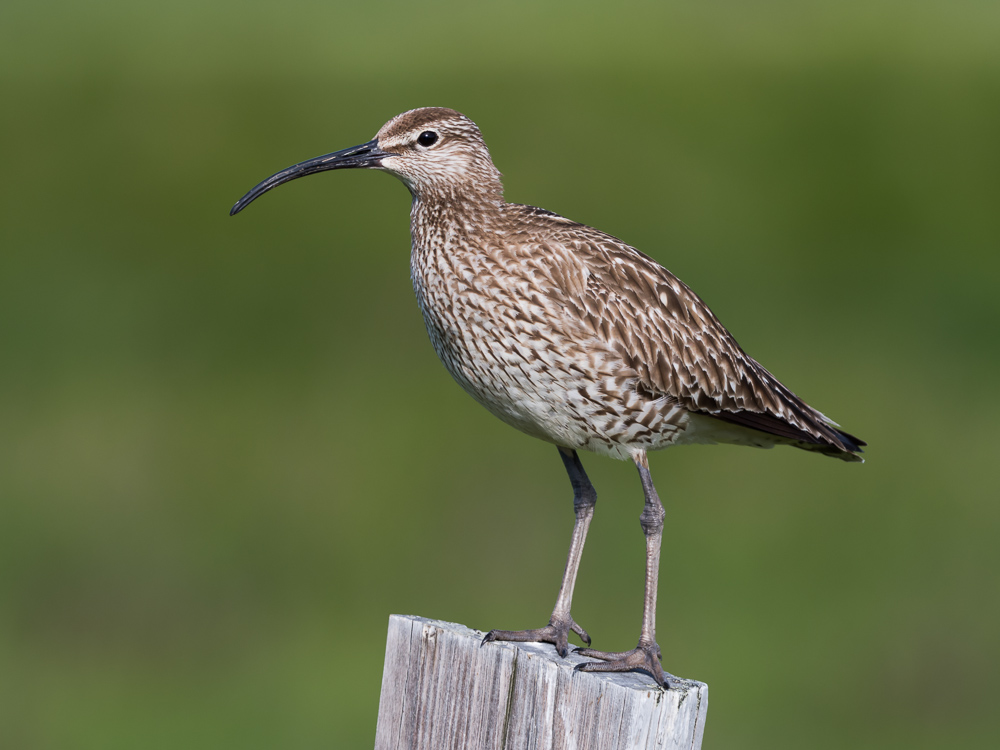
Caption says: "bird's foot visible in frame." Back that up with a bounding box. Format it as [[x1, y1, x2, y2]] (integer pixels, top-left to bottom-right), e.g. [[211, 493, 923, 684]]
[[574, 640, 667, 687], [482, 615, 591, 658]]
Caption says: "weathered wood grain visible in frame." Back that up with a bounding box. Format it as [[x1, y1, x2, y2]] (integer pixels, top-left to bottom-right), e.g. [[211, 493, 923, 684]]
[[374, 615, 707, 750]]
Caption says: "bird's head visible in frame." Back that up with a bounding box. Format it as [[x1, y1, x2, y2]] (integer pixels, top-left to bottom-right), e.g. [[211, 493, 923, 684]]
[[230, 107, 502, 216]]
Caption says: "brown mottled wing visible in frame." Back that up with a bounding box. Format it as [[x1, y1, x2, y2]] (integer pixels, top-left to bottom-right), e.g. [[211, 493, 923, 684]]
[[508, 206, 861, 455]]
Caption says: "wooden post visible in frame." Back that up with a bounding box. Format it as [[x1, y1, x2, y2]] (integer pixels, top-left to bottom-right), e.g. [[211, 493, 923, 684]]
[[374, 615, 708, 750]]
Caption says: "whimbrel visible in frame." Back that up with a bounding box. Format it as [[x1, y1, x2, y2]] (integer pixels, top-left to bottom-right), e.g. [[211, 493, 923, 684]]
[[231, 107, 864, 686]]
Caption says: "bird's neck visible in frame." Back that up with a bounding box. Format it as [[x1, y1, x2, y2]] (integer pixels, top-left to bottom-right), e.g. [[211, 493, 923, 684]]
[[409, 187, 505, 254]]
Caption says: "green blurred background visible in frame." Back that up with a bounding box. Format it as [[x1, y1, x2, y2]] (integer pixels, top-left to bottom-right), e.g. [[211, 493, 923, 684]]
[[2, 1, 998, 747]]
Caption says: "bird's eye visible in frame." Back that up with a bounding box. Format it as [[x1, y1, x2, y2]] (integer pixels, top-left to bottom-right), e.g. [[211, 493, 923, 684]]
[[417, 131, 439, 148]]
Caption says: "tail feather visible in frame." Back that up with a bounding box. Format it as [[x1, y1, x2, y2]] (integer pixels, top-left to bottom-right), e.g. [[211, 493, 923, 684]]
[[712, 409, 865, 462], [832, 428, 866, 455]]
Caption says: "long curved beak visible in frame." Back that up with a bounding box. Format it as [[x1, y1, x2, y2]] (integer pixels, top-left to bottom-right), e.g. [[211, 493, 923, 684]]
[[230, 139, 391, 216]]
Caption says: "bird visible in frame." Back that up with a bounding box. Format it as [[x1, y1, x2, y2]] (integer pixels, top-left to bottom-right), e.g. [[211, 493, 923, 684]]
[[230, 107, 865, 687]]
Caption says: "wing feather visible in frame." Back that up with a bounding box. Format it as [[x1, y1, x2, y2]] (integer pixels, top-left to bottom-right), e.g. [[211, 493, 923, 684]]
[[505, 204, 864, 458]]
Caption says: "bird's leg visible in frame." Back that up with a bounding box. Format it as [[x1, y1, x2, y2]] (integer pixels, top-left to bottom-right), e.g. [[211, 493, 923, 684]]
[[575, 451, 667, 686], [483, 446, 596, 658]]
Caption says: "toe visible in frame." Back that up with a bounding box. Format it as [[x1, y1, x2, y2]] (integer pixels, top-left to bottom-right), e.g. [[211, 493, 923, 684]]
[[570, 620, 591, 646], [482, 617, 591, 659], [573, 644, 667, 687]]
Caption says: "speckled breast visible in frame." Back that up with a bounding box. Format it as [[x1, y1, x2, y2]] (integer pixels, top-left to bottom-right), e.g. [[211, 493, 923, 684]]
[[409, 240, 688, 458]]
